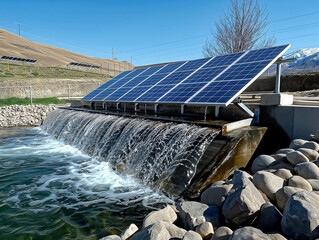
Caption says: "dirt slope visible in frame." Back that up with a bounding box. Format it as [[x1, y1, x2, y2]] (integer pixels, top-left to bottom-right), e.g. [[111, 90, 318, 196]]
[[0, 29, 133, 71]]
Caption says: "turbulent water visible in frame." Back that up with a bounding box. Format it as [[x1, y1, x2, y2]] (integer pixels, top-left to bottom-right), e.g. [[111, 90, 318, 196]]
[[42, 109, 219, 195], [0, 109, 219, 239], [0, 127, 172, 239]]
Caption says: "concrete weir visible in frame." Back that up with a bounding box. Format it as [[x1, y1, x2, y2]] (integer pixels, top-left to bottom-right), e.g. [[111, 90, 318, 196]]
[[66, 100, 266, 199]]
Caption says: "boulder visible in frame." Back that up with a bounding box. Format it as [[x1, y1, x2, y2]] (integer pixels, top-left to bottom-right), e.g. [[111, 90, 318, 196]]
[[143, 205, 177, 228], [288, 175, 312, 191], [130, 221, 186, 240], [307, 179, 319, 191], [182, 230, 202, 240], [298, 147, 319, 161], [222, 170, 265, 226], [276, 148, 294, 154], [257, 202, 282, 233], [251, 155, 276, 174], [99, 235, 121, 240], [229, 227, 271, 240], [273, 169, 292, 180], [286, 150, 309, 165], [201, 184, 233, 207], [266, 232, 287, 240], [302, 141, 319, 151], [252, 171, 285, 202], [177, 201, 220, 230], [211, 226, 233, 240], [282, 191, 319, 240], [289, 139, 307, 149], [266, 161, 294, 171], [295, 162, 319, 179], [270, 154, 287, 162], [120, 223, 138, 240], [196, 222, 214, 239], [275, 186, 303, 211]]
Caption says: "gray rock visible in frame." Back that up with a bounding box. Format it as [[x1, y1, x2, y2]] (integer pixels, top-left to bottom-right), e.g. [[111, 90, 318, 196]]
[[310, 130, 319, 142], [196, 222, 214, 239], [252, 171, 285, 202], [288, 175, 313, 191], [201, 184, 233, 207], [276, 148, 294, 154], [295, 162, 319, 179], [302, 141, 319, 151], [273, 169, 292, 180], [182, 230, 202, 240], [314, 159, 319, 167], [257, 202, 282, 233], [307, 179, 319, 191], [130, 221, 186, 240], [229, 227, 271, 240], [211, 226, 233, 240], [143, 205, 177, 228], [270, 154, 287, 162], [286, 150, 309, 165], [298, 147, 319, 161], [212, 181, 226, 186], [282, 191, 319, 240], [266, 161, 294, 171], [222, 170, 265, 226], [120, 223, 138, 240], [275, 186, 304, 211], [99, 235, 121, 240], [266, 232, 287, 240], [251, 155, 276, 174], [289, 139, 307, 149], [177, 201, 220, 230]]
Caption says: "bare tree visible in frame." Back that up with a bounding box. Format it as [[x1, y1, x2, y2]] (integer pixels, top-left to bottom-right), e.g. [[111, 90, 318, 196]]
[[203, 0, 276, 57]]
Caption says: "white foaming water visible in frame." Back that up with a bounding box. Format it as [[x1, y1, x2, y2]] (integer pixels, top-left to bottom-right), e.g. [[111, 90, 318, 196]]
[[2, 127, 172, 213]]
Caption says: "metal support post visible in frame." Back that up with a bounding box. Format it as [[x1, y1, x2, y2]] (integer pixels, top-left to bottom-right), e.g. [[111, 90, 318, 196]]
[[134, 103, 138, 112], [105, 102, 108, 111], [154, 104, 158, 113], [116, 102, 120, 111], [67, 83, 70, 100], [29, 85, 33, 105], [214, 106, 219, 118], [275, 63, 281, 93], [181, 104, 185, 115]]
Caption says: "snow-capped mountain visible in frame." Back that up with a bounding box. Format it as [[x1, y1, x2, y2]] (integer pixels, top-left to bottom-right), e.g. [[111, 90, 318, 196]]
[[283, 48, 319, 67], [263, 48, 319, 76]]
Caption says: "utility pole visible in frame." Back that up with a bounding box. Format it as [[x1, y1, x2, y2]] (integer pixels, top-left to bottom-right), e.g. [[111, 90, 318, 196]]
[[112, 48, 114, 60]]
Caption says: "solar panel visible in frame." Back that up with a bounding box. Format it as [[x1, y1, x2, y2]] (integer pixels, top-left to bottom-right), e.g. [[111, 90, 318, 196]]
[[82, 44, 290, 106]]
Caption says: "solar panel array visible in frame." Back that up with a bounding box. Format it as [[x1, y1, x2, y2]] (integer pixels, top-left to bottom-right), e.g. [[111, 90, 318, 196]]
[[68, 62, 100, 69], [1, 56, 37, 63], [82, 44, 290, 106]]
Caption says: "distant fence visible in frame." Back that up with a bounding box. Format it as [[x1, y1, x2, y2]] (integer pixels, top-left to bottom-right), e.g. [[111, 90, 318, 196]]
[[0, 59, 133, 77], [262, 64, 319, 77], [0, 82, 102, 102]]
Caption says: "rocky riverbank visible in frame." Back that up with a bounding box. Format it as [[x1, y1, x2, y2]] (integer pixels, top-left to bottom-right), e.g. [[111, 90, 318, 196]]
[[101, 132, 319, 240], [0, 104, 57, 128]]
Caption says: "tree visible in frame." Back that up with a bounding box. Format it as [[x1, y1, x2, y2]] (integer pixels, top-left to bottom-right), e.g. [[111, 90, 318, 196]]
[[203, 0, 276, 57]]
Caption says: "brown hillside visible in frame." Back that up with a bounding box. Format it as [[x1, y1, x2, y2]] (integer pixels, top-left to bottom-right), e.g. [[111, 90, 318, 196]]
[[0, 29, 133, 72]]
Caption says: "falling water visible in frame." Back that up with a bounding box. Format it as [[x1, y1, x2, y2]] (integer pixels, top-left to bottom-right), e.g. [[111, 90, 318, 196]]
[[42, 109, 220, 195]]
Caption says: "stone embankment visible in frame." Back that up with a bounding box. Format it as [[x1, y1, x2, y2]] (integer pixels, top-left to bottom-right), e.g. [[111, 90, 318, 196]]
[[0, 104, 57, 127], [101, 131, 319, 240]]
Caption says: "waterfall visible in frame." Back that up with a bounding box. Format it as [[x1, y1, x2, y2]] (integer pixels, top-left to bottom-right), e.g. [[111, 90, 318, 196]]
[[42, 109, 220, 196]]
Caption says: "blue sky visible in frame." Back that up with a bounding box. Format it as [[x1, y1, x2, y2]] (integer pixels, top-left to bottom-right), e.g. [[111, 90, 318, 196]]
[[0, 0, 318, 66]]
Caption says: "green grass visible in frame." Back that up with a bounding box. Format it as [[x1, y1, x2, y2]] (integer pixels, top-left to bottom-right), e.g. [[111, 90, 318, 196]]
[[0, 97, 66, 107]]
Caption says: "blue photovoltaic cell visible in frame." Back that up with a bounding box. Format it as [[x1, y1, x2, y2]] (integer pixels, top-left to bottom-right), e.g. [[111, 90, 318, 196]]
[[188, 45, 290, 104], [118, 86, 151, 102], [176, 58, 210, 72], [135, 84, 175, 102], [82, 44, 290, 106], [81, 70, 133, 100], [160, 82, 207, 102]]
